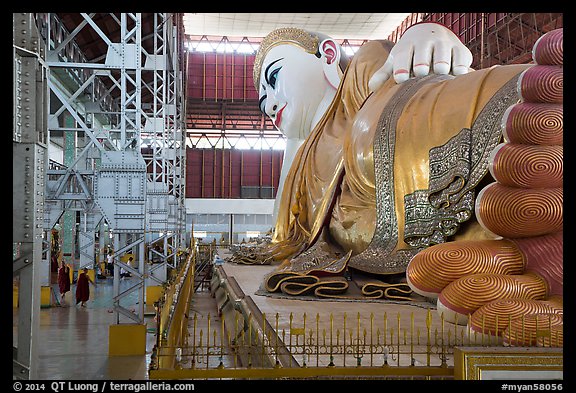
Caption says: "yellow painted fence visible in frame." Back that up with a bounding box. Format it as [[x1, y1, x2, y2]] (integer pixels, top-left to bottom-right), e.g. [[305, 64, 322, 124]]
[[148, 245, 563, 380]]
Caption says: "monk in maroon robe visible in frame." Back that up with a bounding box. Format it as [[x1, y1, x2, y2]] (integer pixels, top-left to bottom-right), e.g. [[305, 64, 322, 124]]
[[57, 264, 71, 301], [75, 268, 93, 307]]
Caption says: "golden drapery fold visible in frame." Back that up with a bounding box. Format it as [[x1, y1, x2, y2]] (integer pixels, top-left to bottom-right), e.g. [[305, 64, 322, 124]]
[[270, 40, 394, 260]]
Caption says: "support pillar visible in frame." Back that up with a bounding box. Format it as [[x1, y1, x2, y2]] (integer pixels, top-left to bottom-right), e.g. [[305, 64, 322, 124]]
[[62, 114, 77, 273], [229, 213, 233, 246], [13, 12, 48, 378], [13, 142, 46, 379]]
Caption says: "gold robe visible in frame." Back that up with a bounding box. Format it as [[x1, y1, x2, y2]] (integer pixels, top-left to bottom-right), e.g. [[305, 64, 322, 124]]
[[268, 39, 530, 277]]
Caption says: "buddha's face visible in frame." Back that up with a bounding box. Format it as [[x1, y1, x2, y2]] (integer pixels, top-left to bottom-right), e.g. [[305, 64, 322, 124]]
[[258, 44, 332, 140]]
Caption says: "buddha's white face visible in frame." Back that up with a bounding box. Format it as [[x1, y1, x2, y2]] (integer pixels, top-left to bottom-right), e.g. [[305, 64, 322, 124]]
[[258, 44, 333, 140]]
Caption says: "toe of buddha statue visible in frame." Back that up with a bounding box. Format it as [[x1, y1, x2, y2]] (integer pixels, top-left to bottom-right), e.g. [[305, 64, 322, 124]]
[[469, 295, 563, 346]]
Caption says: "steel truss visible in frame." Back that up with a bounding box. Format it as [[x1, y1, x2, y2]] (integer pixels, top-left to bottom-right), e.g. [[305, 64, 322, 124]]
[[32, 13, 186, 330], [142, 13, 187, 275]]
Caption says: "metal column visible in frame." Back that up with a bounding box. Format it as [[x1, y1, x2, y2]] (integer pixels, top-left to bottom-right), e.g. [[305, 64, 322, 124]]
[[143, 13, 187, 285], [61, 114, 77, 272], [13, 13, 49, 380]]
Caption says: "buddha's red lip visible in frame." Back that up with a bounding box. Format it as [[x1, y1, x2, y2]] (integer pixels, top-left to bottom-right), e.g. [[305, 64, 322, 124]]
[[274, 104, 286, 127]]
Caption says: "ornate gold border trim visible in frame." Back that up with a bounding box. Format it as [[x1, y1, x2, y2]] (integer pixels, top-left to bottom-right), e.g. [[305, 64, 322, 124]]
[[454, 346, 563, 380]]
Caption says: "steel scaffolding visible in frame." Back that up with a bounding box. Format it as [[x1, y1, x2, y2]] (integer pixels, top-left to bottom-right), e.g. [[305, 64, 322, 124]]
[[13, 13, 187, 378]]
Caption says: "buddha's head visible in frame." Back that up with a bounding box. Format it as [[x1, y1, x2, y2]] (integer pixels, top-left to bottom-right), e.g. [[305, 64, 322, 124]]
[[254, 27, 350, 139]]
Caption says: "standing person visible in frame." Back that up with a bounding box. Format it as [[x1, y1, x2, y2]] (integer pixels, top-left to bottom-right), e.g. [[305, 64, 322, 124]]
[[51, 253, 59, 273], [57, 263, 71, 302], [75, 267, 94, 307], [106, 251, 114, 276]]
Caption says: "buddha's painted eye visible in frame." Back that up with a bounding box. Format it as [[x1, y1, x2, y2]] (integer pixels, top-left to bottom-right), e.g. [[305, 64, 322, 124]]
[[259, 93, 267, 113], [264, 58, 283, 89], [268, 68, 280, 89]]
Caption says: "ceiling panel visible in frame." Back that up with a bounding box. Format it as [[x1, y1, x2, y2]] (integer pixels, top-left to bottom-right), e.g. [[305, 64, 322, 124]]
[[183, 13, 412, 40]]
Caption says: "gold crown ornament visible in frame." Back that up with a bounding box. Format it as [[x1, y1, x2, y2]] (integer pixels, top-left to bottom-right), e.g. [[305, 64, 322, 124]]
[[253, 27, 320, 89]]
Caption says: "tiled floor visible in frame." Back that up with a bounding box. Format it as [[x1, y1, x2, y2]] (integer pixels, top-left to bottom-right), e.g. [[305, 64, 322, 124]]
[[13, 271, 227, 380], [14, 276, 162, 380]]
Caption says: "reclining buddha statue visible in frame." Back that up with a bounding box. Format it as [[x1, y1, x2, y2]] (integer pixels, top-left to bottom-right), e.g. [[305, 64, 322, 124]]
[[229, 22, 563, 346]]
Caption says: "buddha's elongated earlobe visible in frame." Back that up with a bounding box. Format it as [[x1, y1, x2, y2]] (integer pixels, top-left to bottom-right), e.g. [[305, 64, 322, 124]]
[[319, 39, 342, 89]]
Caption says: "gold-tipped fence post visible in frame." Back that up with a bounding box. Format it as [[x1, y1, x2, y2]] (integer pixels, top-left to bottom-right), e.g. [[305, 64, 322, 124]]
[[440, 312, 447, 367], [426, 309, 431, 367], [212, 328, 218, 368], [336, 329, 341, 366], [329, 313, 334, 367], [233, 313, 239, 368], [281, 329, 287, 366], [218, 315, 225, 369], [396, 312, 401, 367], [453, 313, 459, 347], [198, 329, 203, 369], [316, 313, 320, 367], [191, 313, 197, 369], [302, 312, 307, 367], [289, 312, 294, 368], [206, 313, 211, 369], [261, 312, 267, 367], [343, 312, 347, 366], [240, 324, 246, 367], [390, 326, 396, 366], [410, 312, 414, 366], [247, 313, 253, 368], [356, 312, 361, 367], [370, 313, 374, 367], [274, 313, 280, 367]]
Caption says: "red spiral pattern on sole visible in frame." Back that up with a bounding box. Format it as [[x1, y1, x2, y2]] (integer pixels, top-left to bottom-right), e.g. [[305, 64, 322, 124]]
[[533, 29, 563, 66], [519, 66, 563, 104], [406, 240, 524, 295], [438, 273, 548, 316], [490, 144, 563, 188], [503, 103, 563, 145], [503, 313, 563, 346], [469, 299, 561, 337], [476, 184, 563, 238]]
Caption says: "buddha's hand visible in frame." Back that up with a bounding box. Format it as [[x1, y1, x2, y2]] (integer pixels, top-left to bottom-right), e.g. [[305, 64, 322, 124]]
[[405, 28, 563, 346], [368, 22, 473, 91]]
